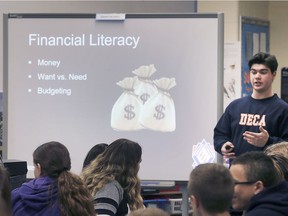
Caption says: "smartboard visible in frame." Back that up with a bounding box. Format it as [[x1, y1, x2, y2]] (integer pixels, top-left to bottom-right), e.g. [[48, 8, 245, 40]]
[[3, 13, 224, 181]]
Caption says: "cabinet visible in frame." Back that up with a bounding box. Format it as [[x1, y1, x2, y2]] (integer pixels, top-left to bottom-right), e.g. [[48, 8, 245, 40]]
[[142, 183, 192, 215]]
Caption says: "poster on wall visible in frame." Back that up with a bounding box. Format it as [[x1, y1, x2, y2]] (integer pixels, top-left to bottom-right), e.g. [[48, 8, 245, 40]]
[[241, 16, 269, 97], [224, 41, 241, 109]]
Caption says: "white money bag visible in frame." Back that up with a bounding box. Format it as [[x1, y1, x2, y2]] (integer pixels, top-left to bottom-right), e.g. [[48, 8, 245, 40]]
[[132, 64, 158, 105], [111, 77, 143, 131], [140, 77, 176, 132]]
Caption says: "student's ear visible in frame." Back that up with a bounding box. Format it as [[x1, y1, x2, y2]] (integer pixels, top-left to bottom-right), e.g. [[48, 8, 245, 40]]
[[254, 181, 265, 195], [34, 163, 41, 178], [190, 195, 200, 208], [272, 71, 277, 80]]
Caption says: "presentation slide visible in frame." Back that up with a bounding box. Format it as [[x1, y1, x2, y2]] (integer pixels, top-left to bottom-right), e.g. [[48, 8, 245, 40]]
[[4, 13, 223, 181]]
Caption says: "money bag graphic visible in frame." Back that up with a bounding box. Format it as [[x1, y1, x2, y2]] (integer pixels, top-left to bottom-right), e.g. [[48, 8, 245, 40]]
[[111, 77, 143, 131], [132, 64, 158, 105], [140, 77, 176, 132]]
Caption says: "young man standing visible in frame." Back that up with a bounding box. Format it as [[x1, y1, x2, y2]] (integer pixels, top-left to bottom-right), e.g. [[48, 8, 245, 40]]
[[214, 52, 288, 161]]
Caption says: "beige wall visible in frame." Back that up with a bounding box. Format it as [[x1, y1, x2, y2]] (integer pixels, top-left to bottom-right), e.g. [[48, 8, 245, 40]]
[[269, 1, 288, 95], [197, 1, 240, 41], [198, 0, 287, 96], [239, 1, 269, 19]]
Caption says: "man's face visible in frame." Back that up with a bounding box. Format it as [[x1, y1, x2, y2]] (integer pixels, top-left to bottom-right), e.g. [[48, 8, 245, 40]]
[[250, 64, 276, 95], [230, 164, 257, 211]]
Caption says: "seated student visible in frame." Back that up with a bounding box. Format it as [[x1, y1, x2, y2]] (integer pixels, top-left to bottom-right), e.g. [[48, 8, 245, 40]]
[[187, 163, 234, 216], [0, 166, 11, 216], [81, 138, 144, 216], [12, 141, 95, 216], [128, 207, 170, 216], [230, 151, 288, 216], [82, 143, 108, 170], [264, 141, 288, 180], [264, 141, 288, 157]]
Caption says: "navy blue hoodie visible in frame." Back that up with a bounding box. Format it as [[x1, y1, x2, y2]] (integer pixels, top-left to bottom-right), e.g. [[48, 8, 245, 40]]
[[12, 176, 60, 216], [245, 181, 288, 216], [214, 94, 288, 156]]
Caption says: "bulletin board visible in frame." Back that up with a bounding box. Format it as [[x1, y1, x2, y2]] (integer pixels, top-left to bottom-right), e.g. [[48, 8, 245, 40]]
[[241, 16, 269, 97]]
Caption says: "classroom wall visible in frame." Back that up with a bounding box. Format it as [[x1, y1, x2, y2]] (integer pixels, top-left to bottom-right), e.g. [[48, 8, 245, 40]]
[[269, 1, 288, 96], [196, 1, 240, 41], [198, 0, 288, 96]]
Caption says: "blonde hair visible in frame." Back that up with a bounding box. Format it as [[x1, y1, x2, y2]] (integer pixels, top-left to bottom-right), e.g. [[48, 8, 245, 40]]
[[264, 142, 288, 158], [81, 138, 143, 211], [265, 141, 288, 181]]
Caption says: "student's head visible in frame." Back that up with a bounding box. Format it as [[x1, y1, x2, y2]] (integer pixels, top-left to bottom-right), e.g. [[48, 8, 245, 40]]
[[82, 143, 108, 169], [248, 52, 278, 96], [230, 151, 281, 211], [0, 167, 11, 216], [265, 142, 288, 159], [187, 163, 234, 215], [106, 138, 142, 174], [248, 52, 278, 73], [265, 142, 288, 181], [33, 141, 71, 178], [128, 207, 169, 216], [33, 141, 95, 215], [81, 138, 143, 210], [94, 138, 142, 179]]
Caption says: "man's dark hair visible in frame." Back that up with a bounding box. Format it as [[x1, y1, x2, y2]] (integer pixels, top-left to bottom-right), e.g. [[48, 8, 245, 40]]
[[231, 151, 281, 187], [248, 52, 278, 72]]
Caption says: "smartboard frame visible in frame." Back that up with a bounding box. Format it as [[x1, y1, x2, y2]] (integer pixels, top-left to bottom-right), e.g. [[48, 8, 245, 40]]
[[3, 13, 224, 181]]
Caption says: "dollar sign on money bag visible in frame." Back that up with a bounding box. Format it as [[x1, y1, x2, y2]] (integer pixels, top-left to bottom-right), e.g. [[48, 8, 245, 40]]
[[154, 105, 165, 120], [140, 93, 150, 104], [124, 104, 136, 120]]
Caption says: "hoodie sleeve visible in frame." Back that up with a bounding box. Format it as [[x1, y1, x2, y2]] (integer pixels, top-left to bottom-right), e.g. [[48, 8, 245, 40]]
[[214, 109, 232, 154], [93, 181, 124, 216], [11, 187, 22, 215]]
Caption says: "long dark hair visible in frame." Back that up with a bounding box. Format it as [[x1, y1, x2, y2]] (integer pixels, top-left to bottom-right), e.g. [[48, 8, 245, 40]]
[[81, 138, 143, 211], [33, 141, 94, 216], [0, 166, 11, 216], [82, 143, 108, 169]]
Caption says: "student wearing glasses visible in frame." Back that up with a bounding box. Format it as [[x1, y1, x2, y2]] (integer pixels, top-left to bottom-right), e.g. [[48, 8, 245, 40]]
[[214, 52, 288, 163], [230, 151, 288, 216]]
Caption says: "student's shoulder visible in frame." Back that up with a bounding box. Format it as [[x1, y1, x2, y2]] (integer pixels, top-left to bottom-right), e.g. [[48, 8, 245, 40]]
[[105, 180, 122, 188], [246, 209, 285, 216], [274, 95, 288, 108], [226, 96, 250, 108], [101, 180, 124, 194], [96, 180, 124, 201]]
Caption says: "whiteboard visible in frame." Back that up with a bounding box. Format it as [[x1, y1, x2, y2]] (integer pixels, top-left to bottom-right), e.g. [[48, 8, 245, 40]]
[[3, 13, 224, 181]]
